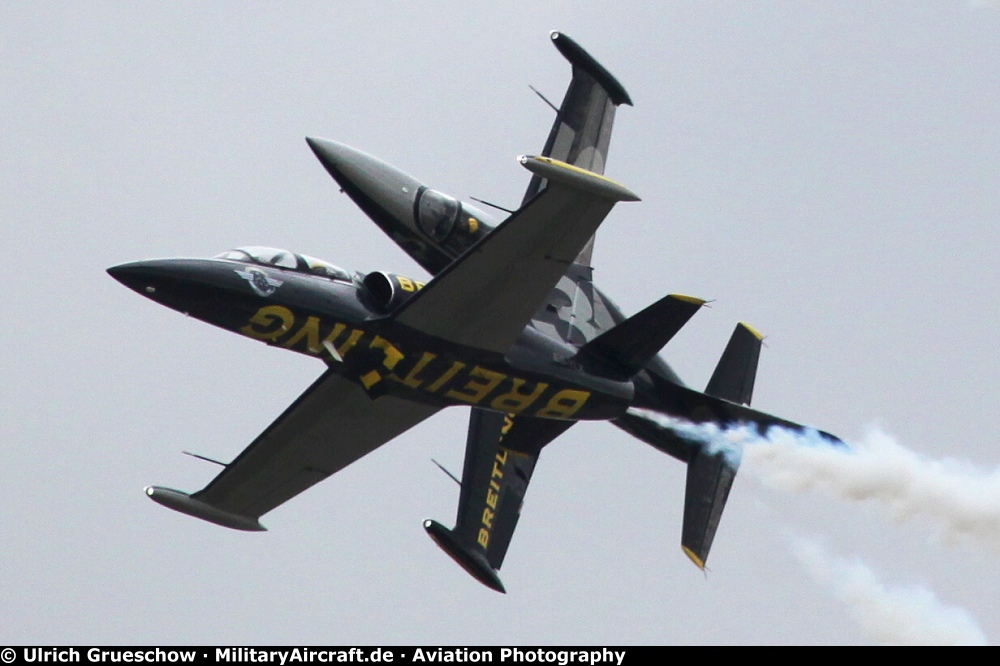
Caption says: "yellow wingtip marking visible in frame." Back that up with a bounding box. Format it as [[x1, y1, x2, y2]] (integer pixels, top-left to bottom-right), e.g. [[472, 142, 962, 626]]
[[670, 294, 707, 306], [739, 322, 765, 341], [360, 370, 382, 389], [682, 546, 706, 570], [534, 156, 630, 190]]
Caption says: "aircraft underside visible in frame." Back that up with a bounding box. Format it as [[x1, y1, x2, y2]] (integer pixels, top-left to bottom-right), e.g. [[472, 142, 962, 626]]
[[108, 31, 842, 593]]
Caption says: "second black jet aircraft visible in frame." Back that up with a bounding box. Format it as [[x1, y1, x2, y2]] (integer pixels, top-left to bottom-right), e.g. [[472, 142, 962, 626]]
[[109, 32, 840, 593]]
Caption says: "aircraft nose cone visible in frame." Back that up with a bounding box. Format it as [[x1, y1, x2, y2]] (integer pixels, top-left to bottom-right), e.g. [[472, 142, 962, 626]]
[[107, 258, 216, 297], [306, 137, 377, 178], [306, 137, 422, 235], [107, 261, 155, 292], [108, 258, 233, 317]]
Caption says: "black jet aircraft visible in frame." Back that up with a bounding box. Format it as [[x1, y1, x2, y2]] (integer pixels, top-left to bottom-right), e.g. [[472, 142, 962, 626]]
[[109, 32, 840, 593]]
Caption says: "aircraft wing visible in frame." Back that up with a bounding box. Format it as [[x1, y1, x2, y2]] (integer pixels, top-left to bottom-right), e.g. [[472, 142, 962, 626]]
[[425, 408, 574, 592], [522, 31, 632, 208], [146, 369, 440, 528], [392, 156, 638, 354], [524, 30, 630, 277], [521, 33, 634, 345]]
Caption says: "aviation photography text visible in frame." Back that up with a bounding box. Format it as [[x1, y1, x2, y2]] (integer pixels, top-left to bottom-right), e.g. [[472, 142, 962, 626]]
[[13, 649, 628, 666]]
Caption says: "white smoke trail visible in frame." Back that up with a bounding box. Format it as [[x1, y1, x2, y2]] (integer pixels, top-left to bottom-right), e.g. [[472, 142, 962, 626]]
[[791, 538, 987, 645], [628, 408, 1000, 553]]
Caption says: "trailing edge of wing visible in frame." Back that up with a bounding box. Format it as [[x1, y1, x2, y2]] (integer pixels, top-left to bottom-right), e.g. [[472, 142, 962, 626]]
[[451, 412, 571, 570], [392, 160, 638, 354]]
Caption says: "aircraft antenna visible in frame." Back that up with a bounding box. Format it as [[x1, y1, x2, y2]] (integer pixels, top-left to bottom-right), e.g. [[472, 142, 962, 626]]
[[182, 451, 228, 467], [469, 196, 514, 215], [529, 85, 558, 113], [431, 459, 461, 487]]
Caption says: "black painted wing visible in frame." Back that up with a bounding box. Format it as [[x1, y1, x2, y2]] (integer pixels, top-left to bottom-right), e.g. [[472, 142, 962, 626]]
[[392, 157, 635, 354], [424, 408, 573, 592], [188, 369, 440, 521]]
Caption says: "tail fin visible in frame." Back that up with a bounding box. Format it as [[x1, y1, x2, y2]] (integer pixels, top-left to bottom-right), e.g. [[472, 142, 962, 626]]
[[575, 294, 706, 379], [680, 323, 763, 568], [617, 319, 844, 569], [618, 320, 837, 570], [705, 322, 763, 405]]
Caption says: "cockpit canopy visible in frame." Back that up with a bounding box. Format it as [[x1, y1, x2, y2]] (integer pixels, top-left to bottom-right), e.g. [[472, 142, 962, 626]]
[[414, 187, 494, 256], [214, 246, 353, 282]]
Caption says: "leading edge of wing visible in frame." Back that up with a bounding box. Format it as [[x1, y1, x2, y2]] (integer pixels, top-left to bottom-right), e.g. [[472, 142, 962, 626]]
[[148, 369, 441, 528], [391, 156, 639, 354]]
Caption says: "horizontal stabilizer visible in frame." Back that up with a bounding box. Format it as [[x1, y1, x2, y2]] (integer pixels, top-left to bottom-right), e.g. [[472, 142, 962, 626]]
[[577, 294, 706, 379], [621, 368, 844, 569], [705, 322, 763, 405], [681, 450, 738, 569]]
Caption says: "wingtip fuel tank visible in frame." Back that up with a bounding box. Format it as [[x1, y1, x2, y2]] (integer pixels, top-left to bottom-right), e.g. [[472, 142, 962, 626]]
[[424, 519, 506, 594], [144, 486, 266, 532]]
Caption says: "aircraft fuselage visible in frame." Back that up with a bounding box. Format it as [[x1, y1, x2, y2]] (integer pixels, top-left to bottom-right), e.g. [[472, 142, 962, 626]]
[[106, 32, 845, 589], [108, 257, 633, 422]]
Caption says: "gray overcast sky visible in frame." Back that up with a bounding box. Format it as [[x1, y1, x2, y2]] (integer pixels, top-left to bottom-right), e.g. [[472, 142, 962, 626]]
[[3, 2, 1000, 645]]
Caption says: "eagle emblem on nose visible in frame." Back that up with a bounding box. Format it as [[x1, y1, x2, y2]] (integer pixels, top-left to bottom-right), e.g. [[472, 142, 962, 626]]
[[235, 267, 283, 297]]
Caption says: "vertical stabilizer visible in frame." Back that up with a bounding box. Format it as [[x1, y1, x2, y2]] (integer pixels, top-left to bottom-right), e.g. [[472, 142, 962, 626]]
[[705, 322, 764, 405], [681, 322, 763, 568]]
